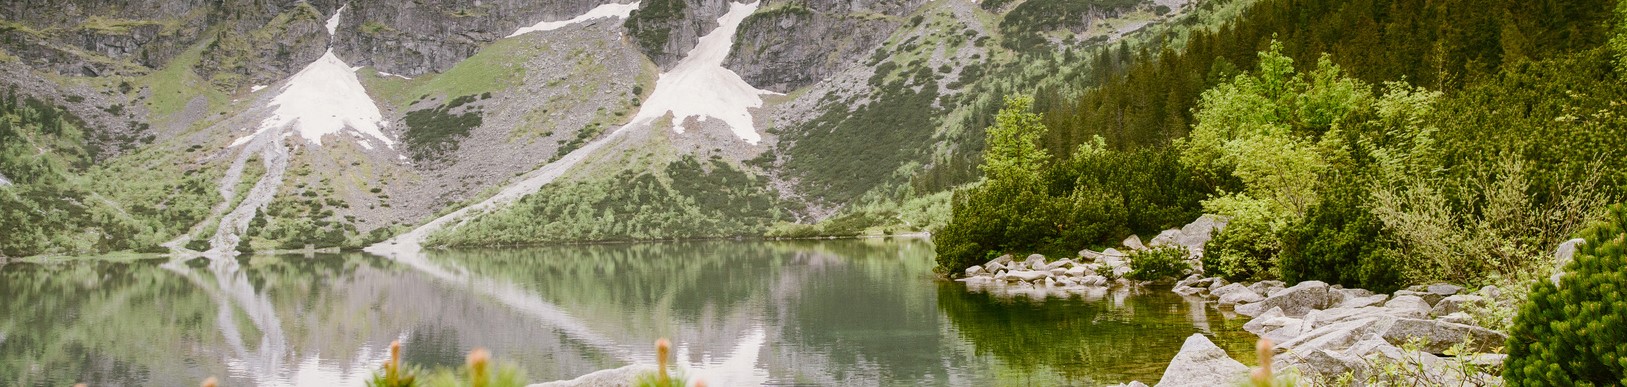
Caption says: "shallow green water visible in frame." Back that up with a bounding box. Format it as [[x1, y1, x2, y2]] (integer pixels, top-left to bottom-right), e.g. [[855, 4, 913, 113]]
[[0, 238, 1254, 386]]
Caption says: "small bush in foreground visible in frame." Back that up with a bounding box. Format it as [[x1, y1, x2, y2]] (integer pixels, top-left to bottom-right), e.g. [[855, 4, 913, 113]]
[[1504, 204, 1627, 386]]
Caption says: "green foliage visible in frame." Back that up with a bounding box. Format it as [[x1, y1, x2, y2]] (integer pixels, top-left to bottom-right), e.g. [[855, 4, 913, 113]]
[[781, 53, 941, 206], [935, 98, 1210, 274], [1612, 0, 1627, 76], [934, 97, 1063, 273], [981, 96, 1050, 182], [624, 0, 687, 58], [1036, 0, 1613, 158], [1279, 187, 1404, 293], [428, 156, 780, 246], [1201, 217, 1275, 281], [0, 93, 218, 256], [404, 94, 486, 163], [420, 357, 525, 387], [1127, 245, 1191, 281], [1504, 204, 1627, 386], [368, 358, 422, 387], [997, 0, 1145, 53], [633, 372, 688, 387]]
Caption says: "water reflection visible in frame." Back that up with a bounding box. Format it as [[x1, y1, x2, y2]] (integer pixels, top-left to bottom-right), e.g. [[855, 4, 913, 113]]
[[0, 239, 1253, 386]]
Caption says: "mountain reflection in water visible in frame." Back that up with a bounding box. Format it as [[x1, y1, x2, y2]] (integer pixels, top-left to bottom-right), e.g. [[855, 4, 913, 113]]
[[0, 239, 1252, 386]]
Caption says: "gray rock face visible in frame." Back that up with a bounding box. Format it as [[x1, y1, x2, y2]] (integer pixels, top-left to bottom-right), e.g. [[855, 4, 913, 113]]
[[986, 254, 1014, 267], [1148, 214, 1230, 257], [1022, 254, 1048, 270], [624, 0, 729, 70], [1154, 334, 1247, 387], [1284, 348, 1368, 381], [1394, 289, 1444, 306], [1276, 317, 1387, 352], [1327, 287, 1374, 307], [336, 0, 636, 76], [1123, 234, 1147, 250], [1235, 281, 1330, 317], [1382, 295, 1433, 319], [1249, 280, 1285, 297], [1551, 238, 1586, 286], [725, 0, 924, 92], [1377, 318, 1508, 354], [1429, 294, 1483, 317], [1218, 289, 1264, 305], [1, 0, 338, 79], [197, 3, 331, 89], [1336, 294, 1389, 309], [1426, 283, 1464, 296]]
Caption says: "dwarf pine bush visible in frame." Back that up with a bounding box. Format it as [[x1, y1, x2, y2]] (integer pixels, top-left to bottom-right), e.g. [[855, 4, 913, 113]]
[[1504, 204, 1627, 386]]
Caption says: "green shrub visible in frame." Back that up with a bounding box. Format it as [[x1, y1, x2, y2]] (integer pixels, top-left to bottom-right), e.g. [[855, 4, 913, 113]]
[[1279, 189, 1405, 293], [1200, 217, 1277, 281], [403, 95, 484, 163], [1128, 245, 1191, 281], [1504, 204, 1627, 386]]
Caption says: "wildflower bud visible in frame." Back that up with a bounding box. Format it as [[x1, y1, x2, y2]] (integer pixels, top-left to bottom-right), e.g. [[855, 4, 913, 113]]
[[390, 340, 403, 371], [656, 338, 672, 383], [468, 348, 491, 387], [1252, 339, 1274, 387]]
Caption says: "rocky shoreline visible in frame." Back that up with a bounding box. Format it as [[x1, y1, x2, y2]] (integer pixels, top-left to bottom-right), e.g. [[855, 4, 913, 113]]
[[1140, 277, 1510, 386], [949, 213, 1517, 386]]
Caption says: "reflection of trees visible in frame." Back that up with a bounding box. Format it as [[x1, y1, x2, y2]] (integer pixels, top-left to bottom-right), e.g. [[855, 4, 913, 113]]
[[0, 255, 427, 386], [936, 283, 1249, 385], [0, 238, 1257, 386], [0, 259, 221, 386]]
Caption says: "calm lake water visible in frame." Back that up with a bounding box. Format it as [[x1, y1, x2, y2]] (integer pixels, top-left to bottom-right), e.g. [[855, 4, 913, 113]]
[[0, 238, 1256, 386]]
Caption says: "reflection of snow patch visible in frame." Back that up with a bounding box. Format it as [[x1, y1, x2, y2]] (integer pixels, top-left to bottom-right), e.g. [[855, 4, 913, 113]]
[[632, 1, 776, 144], [230, 49, 393, 148], [676, 327, 770, 386], [508, 1, 641, 38]]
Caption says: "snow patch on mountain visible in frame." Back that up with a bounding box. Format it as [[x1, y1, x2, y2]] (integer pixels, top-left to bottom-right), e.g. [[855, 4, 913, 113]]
[[632, 1, 776, 144], [230, 5, 393, 149], [326, 5, 345, 35], [229, 49, 393, 148], [508, 1, 641, 38]]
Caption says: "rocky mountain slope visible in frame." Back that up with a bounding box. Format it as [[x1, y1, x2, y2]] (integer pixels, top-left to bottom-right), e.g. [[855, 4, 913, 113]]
[[0, 0, 1218, 257]]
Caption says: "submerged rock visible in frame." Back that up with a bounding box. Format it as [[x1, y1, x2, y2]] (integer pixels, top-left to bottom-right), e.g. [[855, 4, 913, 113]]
[[1154, 334, 1247, 387]]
